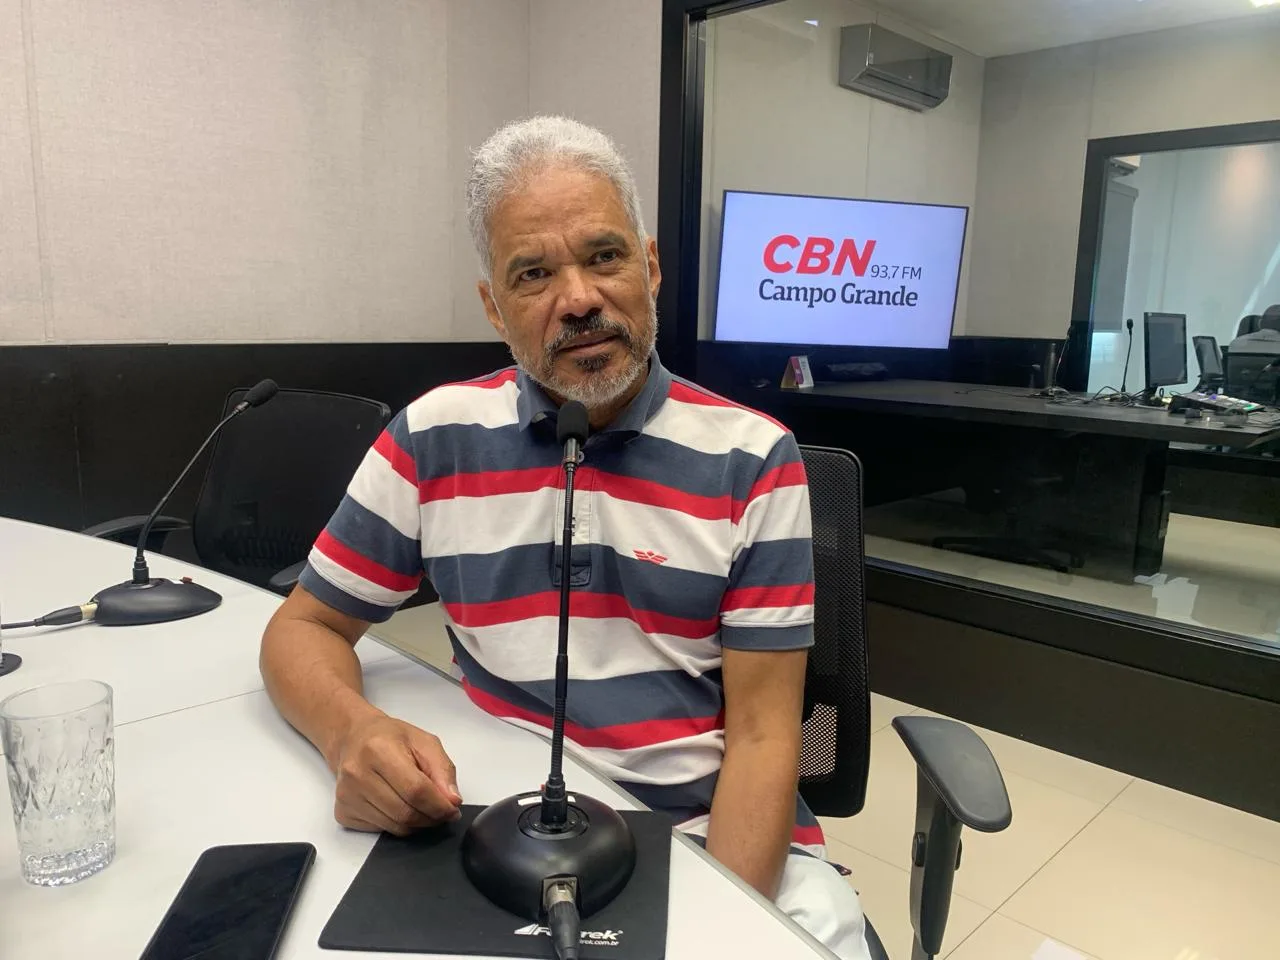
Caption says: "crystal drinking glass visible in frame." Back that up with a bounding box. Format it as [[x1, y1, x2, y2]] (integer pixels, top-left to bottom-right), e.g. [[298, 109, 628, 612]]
[[1, 680, 116, 885]]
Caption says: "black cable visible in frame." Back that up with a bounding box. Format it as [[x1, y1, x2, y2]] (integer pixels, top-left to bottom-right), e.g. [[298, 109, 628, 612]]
[[1054, 331, 1069, 388], [1120, 318, 1134, 394], [547, 896, 581, 960], [1046, 384, 1134, 406], [0, 604, 96, 631]]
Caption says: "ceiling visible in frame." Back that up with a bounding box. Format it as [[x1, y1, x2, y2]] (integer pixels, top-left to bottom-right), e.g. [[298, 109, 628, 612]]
[[868, 0, 1280, 57]]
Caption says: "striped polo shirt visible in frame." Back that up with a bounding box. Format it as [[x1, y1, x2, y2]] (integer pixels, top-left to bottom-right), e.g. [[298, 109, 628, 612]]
[[299, 353, 825, 853]]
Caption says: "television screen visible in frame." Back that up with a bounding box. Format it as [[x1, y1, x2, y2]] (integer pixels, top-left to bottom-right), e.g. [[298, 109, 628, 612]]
[[713, 190, 969, 349]]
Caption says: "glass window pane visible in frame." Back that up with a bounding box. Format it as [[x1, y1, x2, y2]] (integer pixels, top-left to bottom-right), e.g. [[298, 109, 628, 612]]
[[696, 0, 1280, 653]]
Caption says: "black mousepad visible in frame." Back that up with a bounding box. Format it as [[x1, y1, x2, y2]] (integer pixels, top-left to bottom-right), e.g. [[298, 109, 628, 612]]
[[320, 805, 671, 959]]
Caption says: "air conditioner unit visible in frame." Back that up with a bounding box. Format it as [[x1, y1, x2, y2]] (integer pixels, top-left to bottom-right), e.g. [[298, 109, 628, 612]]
[[838, 24, 951, 111]]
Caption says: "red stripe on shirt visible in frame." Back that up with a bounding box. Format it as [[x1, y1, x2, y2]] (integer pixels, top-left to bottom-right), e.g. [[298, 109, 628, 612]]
[[444, 591, 718, 640], [461, 680, 724, 750], [373, 430, 416, 485], [595, 471, 732, 522], [733, 461, 808, 523], [721, 583, 815, 612], [440, 368, 518, 390], [419, 466, 562, 503], [792, 823, 825, 847], [314, 530, 422, 593], [667, 381, 789, 432]]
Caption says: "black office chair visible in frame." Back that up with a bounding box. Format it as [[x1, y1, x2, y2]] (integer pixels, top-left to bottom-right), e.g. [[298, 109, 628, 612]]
[[85, 387, 391, 595], [1238, 314, 1263, 337], [798, 446, 1012, 960]]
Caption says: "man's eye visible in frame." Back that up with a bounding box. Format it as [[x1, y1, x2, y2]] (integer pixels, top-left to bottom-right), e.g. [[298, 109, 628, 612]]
[[591, 250, 620, 265], [519, 267, 548, 282]]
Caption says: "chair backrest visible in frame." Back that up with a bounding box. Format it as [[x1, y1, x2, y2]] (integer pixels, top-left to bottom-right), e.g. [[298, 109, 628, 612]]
[[192, 387, 391, 588], [1263, 305, 1280, 332], [796, 445, 872, 819], [1238, 315, 1262, 336]]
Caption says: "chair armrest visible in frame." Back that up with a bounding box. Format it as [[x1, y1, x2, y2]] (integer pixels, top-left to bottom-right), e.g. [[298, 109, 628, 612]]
[[892, 716, 1012, 832], [892, 715, 1013, 959], [83, 515, 190, 550], [267, 560, 307, 597]]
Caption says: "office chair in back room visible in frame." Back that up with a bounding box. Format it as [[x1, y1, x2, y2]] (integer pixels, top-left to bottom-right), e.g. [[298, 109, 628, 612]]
[[1238, 308, 1280, 336], [799, 446, 1012, 960], [85, 387, 391, 595]]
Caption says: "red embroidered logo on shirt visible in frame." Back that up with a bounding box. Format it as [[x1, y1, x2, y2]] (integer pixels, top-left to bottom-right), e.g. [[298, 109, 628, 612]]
[[633, 549, 667, 565]]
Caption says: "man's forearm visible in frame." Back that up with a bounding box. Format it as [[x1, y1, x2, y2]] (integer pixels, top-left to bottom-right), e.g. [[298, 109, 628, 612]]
[[260, 617, 383, 771], [705, 740, 798, 899]]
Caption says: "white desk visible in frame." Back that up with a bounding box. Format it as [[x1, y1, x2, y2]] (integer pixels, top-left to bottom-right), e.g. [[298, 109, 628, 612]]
[[0, 518, 397, 730], [0, 519, 833, 959]]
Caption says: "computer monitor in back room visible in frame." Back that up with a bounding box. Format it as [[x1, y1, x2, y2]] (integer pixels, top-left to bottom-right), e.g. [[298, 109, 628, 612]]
[[1192, 335, 1224, 390], [1143, 312, 1188, 394]]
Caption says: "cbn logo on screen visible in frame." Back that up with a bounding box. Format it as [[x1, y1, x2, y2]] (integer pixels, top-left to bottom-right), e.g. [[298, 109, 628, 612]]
[[513, 923, 624, 946], [762, 234, 878, 277]]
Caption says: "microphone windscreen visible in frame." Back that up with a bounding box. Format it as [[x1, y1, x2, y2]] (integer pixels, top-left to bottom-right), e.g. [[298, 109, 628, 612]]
[[556, 400, 590, 445], [243, 379, 279, 408]]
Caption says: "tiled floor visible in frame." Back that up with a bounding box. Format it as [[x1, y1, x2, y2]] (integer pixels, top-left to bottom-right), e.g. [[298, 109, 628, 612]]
[[373, 604, 1280, 960]]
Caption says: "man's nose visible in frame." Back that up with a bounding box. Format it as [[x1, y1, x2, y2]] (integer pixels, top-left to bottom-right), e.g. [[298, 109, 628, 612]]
[[554, 265, 605, 317]]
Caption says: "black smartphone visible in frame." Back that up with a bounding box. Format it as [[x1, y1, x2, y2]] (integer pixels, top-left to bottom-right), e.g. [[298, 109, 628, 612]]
[[139, 842, 316, 960]]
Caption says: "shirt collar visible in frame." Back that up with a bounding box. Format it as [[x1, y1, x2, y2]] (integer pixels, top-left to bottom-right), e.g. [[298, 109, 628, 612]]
[[515, 350, 671, 439]]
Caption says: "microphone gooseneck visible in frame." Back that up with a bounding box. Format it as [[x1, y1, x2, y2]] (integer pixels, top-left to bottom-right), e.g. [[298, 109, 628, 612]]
[[130, 379, 278, 585], [130, 408, 239, 585], [543, 401, 591, 828], [91, 378, 279, 627]]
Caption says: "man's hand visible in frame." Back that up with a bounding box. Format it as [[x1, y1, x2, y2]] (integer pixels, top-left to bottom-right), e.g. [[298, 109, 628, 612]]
[[332, 713, 463, 836]]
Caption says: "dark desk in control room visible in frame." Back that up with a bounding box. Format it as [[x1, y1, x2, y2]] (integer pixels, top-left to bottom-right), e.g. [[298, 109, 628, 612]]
[[754, 380, 1280, 580]]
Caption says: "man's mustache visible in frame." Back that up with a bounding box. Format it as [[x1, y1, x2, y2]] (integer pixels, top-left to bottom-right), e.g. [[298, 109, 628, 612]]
[[544, 312, 634, 360]]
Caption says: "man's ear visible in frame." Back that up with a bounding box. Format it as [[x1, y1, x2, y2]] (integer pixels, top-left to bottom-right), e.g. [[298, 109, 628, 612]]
[[478, 281, 507, 338], [645, 236, 662, 300]]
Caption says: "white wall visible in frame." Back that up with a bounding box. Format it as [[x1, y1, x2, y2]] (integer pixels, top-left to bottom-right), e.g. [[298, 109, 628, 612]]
[[698, 0, 985, 337], [0, 0, 662, 346], [528, 0, 662, 237], [967, 15, 1280, 340], [1088, 142, 1280, 392], [447, 1, 531, 339]]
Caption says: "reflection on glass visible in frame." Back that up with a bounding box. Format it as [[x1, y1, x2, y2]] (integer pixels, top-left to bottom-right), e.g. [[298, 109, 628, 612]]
[[1090, 141, 1280, 399]]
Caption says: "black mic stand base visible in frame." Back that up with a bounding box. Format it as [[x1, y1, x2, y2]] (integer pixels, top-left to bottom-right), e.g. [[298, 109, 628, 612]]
[[92, 578, 222, 626], [461, 790, 636, 922]]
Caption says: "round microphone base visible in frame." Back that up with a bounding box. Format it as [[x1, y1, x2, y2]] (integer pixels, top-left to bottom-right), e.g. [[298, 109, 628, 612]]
[[461, 791, 636, 921], [92, 578, 222, 626]]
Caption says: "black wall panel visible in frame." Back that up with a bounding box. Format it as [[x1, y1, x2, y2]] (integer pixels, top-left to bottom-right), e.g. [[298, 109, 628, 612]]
[[0, 341, 513, 532]]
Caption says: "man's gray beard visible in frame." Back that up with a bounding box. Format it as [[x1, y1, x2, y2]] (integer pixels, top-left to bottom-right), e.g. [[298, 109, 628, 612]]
[[508, 301, 657, 409]]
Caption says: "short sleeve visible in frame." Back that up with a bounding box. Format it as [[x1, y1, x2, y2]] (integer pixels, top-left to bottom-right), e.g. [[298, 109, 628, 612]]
[[719, 432, 815, 652], [298, 409, 424, 623]]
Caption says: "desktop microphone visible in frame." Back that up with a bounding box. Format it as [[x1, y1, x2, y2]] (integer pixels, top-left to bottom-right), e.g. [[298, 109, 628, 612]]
[[461, 400, 636, 960], [90, 379, 279, 626]]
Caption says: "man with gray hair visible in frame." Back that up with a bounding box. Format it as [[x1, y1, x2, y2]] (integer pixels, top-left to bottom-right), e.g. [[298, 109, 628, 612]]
[[261, 115, 870, 959]]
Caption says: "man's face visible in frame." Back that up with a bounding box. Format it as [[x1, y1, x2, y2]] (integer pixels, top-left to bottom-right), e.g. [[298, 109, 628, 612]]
[[477, 164, 661, 408]]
